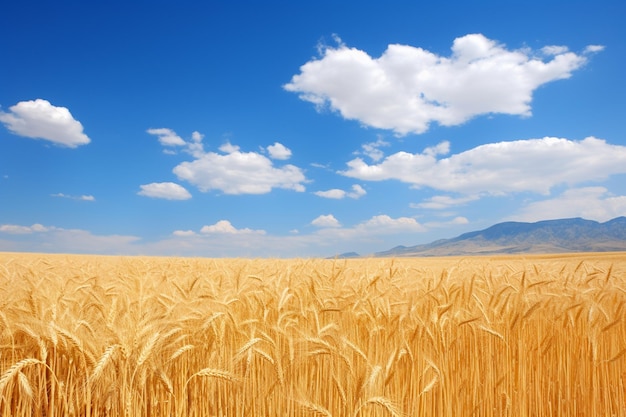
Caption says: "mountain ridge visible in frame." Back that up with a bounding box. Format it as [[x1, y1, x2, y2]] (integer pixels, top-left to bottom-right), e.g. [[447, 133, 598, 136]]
[[333, 216, 626, 258]]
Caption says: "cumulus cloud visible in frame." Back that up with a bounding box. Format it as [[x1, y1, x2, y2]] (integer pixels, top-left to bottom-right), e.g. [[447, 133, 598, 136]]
[[187, 132, 206, 157], [266, 142, 292, 160], [138, 182, 192, 200], [200, 220, 265, 235], [287, 214, 428, 256], [314, 184, 366, 199], [311, 214, 341, 228], [173, 145, 306, 195], [423, 142, 450, 157], [157, 213, 430, 257], [191, 131, 204, 142], [357, 215, 426, 233], [358, 138, 390, 162], [311, 214, 426, 239], [285, 34, 599, 135], [145, 129, 307, 195], [219, 142, 240, 153], [341, 137, 626, 195], [146, 128, 186, 146], [349, 184, 367, 198], [508, 187, 626, 223], [0, 99, 90, 147]]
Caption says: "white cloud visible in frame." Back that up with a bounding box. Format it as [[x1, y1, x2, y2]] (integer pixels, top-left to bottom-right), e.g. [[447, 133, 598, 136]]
[[176, 214, 425, 255], [173, 145, 306, 195], [348, 184, 366, 198], [146, 128, 307, 195], [48, 229, 141, 253], [0, 223, 140, 254], [219, 142, 240, 153], [266, 142, 292, 160], [311, 214, 341, 228], [314, 184, 366, 199], [341, 137, 626, 195], [359, 138, 390, 162], [314, 189, 346, 199], [285, 34, 598, 135], [310, 162, 330, 169], [147, 128, 186, 146], [0, 99, 90, 147], [0, 213, 430, 257], [585, 45, 605, 53], [424, 216, 470, 228], [311, 214, 426, 240], [138, 182, 192, 200], [172, 230, 196, 237], [357, 215, 425, 233], [423, 141, 450, 157], [200, 220, 265, 235], [509, 187, 626, 223], [51, 193, 95, 201], [191, 131, 204, 142], [201, 220, 237, 234], [186, 134, 205, 158], [541, 45, 569, 55], [0, 223, 51, 234], [412, 194, 479, 209]]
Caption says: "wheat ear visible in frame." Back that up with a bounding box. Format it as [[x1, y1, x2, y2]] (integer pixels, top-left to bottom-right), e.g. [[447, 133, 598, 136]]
[[0, 358, 44, 393]]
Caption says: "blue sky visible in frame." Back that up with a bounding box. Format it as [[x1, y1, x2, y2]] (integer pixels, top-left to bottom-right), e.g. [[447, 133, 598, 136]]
[[1, 0, 625, 257]]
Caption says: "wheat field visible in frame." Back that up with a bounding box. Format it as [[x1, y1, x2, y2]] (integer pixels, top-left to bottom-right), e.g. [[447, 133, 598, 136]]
[[1, 252, 625, 417]]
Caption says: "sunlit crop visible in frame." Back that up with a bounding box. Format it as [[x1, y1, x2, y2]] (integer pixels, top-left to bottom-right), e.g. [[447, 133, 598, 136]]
[[1, 252, 625, 416]]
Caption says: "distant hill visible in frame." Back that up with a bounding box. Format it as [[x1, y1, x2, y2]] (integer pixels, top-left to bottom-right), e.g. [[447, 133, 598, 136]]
[[374, 216, 626, 257], [330, 252, 361, 259]]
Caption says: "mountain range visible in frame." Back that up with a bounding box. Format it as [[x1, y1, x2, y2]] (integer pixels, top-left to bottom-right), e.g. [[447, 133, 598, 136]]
[[337, 217, 626, 258]]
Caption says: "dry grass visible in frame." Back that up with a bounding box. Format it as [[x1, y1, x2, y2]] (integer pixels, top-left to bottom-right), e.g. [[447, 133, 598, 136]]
[[1, 251, 625, 416]]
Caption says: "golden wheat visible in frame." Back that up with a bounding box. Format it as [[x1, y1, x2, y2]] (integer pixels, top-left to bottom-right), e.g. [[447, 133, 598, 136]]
[[0, 252, 625, 416]]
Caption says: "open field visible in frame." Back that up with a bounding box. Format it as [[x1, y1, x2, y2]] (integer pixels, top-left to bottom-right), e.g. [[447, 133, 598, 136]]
[[1, 252, 626, 416]]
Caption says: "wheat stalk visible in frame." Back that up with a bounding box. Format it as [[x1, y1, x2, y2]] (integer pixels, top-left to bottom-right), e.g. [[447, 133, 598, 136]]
[[2, 253, 626, 417], [0, 358, 44, 395]]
